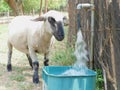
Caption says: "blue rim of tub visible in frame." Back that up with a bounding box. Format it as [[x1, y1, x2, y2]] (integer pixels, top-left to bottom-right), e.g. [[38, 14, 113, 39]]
[[42, 66, 96, 78]]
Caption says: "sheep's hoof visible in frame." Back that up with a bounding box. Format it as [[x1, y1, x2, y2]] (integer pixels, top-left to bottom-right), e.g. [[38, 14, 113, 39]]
[[7, 64, 12, 71], [44, 63, 49, 66], [33, 74, 39, 84], [44, 60, 49, 66]]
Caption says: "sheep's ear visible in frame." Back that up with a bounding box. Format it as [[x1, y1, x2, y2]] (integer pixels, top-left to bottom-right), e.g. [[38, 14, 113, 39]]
[[63, 16, 69, 26], [48, 17, 56, 26], [32, 17, 46, 21]]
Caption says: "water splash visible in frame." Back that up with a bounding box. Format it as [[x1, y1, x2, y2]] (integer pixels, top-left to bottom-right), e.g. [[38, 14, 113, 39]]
[[61, 67, 88, 76], [73, 30, 88, 68], [62, 29, 89, 76]]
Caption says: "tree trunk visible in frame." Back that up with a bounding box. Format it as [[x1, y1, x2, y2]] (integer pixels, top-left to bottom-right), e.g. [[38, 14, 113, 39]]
[[39, 0, 42, 15], [67, 0, 77, 47], [16, 0, 24, 15], [44, 0, 48, 13], [5, 0, 18, 15], [93, 0, 120, 89], [5, 0, 24, 16]]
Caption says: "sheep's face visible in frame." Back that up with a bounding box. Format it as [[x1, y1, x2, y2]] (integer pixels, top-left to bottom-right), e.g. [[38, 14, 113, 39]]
[[48, 17, 64, 41], [33, 16, 64, 41]]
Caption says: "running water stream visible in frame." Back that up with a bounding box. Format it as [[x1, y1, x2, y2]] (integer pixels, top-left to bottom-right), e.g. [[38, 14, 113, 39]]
[[62, 29, 89, 76]]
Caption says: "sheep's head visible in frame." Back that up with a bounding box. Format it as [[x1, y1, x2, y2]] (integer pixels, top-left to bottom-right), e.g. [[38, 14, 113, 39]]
[[47, 17, 64, 41], [33, 16, 64, 41]]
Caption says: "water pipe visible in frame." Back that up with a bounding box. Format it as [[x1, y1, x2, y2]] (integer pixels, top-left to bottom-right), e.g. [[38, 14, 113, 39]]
[[77, 3, 95, 69], [77, 3, 94, 9], [90, 0, 95, 69]]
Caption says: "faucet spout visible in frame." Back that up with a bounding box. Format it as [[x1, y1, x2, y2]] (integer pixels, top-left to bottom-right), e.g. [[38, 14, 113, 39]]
[[77, 3, 94, 9]]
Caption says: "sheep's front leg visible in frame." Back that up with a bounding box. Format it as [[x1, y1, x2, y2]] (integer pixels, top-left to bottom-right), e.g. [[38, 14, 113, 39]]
[[7, 42, 13, 71], [29, 49, 39, 84], [26, 54, 33, 68], [44, 53, 49, 66], [32, 61, 39, 83]]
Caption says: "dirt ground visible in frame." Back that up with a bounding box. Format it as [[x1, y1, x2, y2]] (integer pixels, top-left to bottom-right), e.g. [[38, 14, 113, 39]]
[[0, 24, 45, 90]]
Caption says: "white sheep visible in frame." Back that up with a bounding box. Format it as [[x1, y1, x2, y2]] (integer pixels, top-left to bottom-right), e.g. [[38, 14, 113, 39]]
[[7, 16, 64, 83]]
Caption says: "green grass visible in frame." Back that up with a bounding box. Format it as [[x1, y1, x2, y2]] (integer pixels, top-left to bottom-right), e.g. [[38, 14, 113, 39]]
[[17, 82, 34, 90], [9, 74, 26, 82], [8, 66, 27, 82], [0, 24, 8, 33], [0, 24, 8, 54]]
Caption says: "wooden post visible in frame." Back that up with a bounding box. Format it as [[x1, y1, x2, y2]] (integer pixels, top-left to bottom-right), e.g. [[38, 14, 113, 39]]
[[67, 0, 77, 47]]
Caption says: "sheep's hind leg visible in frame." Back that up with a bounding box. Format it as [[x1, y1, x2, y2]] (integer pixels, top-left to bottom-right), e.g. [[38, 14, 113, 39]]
[[44, 54, 49, 66], [7, 42, 13, 71], [26, 54, 33, 68]]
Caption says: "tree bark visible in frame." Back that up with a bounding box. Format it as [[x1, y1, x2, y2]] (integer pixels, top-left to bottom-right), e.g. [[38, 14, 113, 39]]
[[5, 0, 24, 15], [44, 0, 48, 13], [39, 0, 43, 15], [5, 0, 18, 15], [67, 0, 77, 47], [94, 0, 120, 89]]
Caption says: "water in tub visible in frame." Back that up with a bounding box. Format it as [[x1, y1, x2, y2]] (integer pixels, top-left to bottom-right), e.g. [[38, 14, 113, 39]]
[[62, 29, 89, 76]]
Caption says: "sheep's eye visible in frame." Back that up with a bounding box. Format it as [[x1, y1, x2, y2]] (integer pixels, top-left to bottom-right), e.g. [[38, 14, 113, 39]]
[[51, 22, 56, 27], [48, 17, 56, 26]]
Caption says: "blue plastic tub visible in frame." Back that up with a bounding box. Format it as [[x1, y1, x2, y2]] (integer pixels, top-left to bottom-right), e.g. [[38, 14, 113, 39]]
[[42, 66, 96, 90]]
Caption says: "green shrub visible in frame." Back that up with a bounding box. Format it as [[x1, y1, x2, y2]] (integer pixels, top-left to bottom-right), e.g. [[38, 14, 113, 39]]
[[96, 69, 104, 90], [0, 0, 10, 12], [52, 47, 76, 66]]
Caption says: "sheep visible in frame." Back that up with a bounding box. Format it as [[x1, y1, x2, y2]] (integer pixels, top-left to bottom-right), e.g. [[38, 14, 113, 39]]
[[7, 16, 64, 84]]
